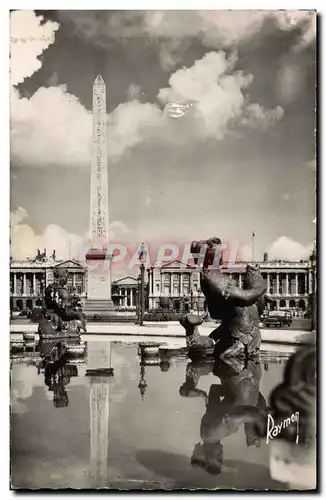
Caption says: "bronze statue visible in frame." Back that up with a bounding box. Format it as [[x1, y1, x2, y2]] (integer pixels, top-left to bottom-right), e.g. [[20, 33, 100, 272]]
[[183, 358, 267, 475], [179, 359, 215, 401], [188, 238, 267, 360], [179, 311, 215, 359], [37, 268, 86, 361], [43, 268, 86, 333]]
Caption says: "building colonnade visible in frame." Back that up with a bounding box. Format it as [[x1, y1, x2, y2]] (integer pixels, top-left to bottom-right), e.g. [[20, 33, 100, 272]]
[[147, 262, 312, 313], [10, 265, 86, 311]]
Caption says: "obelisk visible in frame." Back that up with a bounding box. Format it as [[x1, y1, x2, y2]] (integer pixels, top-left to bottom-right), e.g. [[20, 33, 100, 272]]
[[84, 75, 115, 317]]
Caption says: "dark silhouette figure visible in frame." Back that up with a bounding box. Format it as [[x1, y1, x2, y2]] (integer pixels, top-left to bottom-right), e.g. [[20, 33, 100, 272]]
[[254, 345, 316, 446], [179, 359, 215, 401], [180, 357, 267, 475], [42, 354, 78, 408]]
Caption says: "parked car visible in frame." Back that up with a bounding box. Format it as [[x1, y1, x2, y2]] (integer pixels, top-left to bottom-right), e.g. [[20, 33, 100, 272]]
[[263, 310, 292, 328], [263, 315, 283, 328]]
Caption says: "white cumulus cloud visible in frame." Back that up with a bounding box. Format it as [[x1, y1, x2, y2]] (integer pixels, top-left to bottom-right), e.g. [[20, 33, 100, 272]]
[[10, 206, 134, 262], [11, 46, 284, 168], [10, 10, 59, 86], [268, 236, 313, 261], [11, 85, 92, 168]]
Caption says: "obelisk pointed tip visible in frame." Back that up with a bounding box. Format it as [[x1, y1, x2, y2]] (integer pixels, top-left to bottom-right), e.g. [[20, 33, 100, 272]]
[[94, 74, 105, 86]]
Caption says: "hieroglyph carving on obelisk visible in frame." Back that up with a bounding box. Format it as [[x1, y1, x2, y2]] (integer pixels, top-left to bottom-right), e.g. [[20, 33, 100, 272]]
[[90, 75, 109, 247]]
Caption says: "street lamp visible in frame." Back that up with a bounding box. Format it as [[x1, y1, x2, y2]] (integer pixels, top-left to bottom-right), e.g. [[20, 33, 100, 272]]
[[138, 363, 147, 401], [135, 281, 140, 323], [138, 243, 147, 326]]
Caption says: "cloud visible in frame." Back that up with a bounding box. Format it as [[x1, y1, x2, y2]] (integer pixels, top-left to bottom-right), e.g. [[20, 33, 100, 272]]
[[10, 11, 92, 169], [10, 206, 134, 262], [11, 85, 92, 168], [154, 52, 283, 140], [11, 207, 314, 270], [10, 206, 28, 226], [10, 206, 84, 260], [276, 64, 305, 105], [147, 10, 316, 51], [155, 11, 316, 69], [10, 10, 59, 86], [268, 236, 313, 261], [239, 103, 284, 131], [126, 83, 141, 100], [58, 10, 315, 72], [11, 48, 284, 168]]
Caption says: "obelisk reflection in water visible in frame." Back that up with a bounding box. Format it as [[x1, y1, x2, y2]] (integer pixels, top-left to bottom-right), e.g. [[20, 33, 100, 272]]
[[86, 341, 113, 488]]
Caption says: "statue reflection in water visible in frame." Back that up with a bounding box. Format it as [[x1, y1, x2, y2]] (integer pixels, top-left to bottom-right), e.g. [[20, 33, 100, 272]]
[[37, 342, 79, 408], [180, 357, 268, 475]]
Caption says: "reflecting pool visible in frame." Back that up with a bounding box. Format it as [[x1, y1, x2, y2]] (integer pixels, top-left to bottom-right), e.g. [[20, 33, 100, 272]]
[[10, 340, 301, 490]]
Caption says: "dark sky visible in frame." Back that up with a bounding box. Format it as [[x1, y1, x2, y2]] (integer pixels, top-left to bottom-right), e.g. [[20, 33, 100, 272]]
[[10, 10, 316, 262]]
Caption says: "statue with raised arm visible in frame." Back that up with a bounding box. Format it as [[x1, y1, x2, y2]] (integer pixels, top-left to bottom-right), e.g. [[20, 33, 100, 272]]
[[43, 268, 87, 333], [37, 267, 87, 358], [188, 238, 267, 360]]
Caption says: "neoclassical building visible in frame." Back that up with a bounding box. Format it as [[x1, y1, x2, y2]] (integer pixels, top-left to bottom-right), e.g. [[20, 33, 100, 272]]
[[10, 256, 87, 311], [111, 275, 139, 310], [10, 252, 313, 315], [147, 258, 313, 314]]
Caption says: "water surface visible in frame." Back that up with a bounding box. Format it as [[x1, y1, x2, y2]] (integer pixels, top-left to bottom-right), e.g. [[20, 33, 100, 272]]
[[11, 340, 292, 490]]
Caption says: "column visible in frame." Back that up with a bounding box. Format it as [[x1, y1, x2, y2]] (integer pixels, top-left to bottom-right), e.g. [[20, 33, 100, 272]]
[[285, 273, 289, 296], [276, 273, 279, 296], [23, 273, 27, 296], [72, 273, 76, 290], [295, 273, 299, 296], [239, 274, 242, 288], [33, 274, 36, 295], [309, 270, 313, 295], [130, 289, 133, 307], [14, 273, 17, 295], [267, 273, 270, 294], [149, 270, 152, 296], [305, 272, 309, 295]]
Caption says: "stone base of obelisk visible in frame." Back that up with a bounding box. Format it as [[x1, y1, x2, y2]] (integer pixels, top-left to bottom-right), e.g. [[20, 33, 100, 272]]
[[84, 252, 115, 320], [83, 299, 116, 320]]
